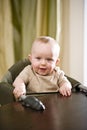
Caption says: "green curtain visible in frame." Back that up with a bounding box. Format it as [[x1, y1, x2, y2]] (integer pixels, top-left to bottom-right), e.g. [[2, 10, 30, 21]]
[[0, 0, 61, 79]]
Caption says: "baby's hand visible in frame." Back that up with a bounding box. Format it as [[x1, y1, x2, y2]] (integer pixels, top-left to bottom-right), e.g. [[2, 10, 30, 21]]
[[59, 82, 72, 96], [13, 85, 26, 99]]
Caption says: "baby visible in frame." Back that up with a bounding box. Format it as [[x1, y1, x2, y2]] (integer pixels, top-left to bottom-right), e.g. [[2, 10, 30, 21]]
[[13, 36, 72, 99]]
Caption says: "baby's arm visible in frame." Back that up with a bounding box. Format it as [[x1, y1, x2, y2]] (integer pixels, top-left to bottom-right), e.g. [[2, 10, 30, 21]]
[[59, 81, 72, 96], [13, 78, 26, 99]]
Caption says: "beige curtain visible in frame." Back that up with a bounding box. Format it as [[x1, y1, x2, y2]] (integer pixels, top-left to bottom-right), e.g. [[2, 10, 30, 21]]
[[0, 0, 14, 79], [0, 0, 62, 79]]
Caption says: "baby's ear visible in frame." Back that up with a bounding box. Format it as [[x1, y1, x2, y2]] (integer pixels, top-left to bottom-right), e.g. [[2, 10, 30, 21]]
[[28, 54, 32, 62], [56, 58, 60, 66]]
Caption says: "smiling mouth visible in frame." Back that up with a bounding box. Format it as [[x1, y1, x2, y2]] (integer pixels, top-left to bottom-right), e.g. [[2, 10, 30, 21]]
[[39, 68, 47, 71]]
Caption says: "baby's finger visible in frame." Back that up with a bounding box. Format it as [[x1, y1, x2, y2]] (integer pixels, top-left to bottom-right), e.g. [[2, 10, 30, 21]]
[[66, 89, 71, 96], [60, 89, 67, 96]]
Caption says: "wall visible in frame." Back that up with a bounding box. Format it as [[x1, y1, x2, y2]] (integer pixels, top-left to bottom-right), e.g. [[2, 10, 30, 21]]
[[84, 0, 87, 86], [69, 0, 84, 83], [61, 0, 85, 84]]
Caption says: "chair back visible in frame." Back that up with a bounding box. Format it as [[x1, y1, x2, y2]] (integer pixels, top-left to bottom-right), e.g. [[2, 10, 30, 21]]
[[1, 58, 30, 84]]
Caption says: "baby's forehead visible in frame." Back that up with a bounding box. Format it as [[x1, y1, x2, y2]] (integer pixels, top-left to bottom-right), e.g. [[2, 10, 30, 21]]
[[32, 40, 58, 49], [31, 41, 60, 57]]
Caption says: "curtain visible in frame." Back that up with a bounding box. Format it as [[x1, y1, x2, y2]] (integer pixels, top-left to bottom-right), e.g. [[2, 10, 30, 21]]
[[0, 0, 61, 79], [0, 0, 14, 79]]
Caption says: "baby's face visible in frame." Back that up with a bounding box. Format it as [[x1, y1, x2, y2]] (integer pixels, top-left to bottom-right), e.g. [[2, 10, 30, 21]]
[[29, 42, 59, 76]]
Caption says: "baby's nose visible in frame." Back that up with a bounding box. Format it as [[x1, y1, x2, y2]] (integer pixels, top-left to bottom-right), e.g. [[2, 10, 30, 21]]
[[41, 59, 47, 65]]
